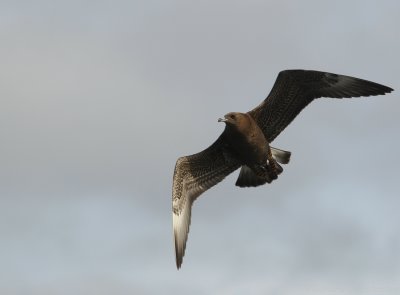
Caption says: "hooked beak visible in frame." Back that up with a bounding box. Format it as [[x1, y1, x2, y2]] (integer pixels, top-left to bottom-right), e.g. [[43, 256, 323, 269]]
[[218, 117, 227, 123]]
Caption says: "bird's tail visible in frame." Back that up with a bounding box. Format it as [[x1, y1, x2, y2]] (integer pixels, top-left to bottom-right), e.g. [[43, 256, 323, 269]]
[[235, 165, 268, 187], [271, 147, 291, 164], [235, 146, 291, 187]]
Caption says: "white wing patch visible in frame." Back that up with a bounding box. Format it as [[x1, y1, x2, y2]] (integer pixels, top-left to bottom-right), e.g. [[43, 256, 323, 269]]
[[172, 149, 240, 269], [173, 183, 193, 269]]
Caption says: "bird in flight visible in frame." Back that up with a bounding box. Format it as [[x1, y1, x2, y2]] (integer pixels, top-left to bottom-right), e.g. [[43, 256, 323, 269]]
[[172, 69, 393, 269]]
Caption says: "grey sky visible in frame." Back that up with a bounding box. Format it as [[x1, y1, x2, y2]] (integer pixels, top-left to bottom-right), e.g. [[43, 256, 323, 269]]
[[0, 0, 399, 294]]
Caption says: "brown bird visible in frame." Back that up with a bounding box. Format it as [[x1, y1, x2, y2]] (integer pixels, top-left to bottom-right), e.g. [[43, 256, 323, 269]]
[[172, 69, 393, 269]]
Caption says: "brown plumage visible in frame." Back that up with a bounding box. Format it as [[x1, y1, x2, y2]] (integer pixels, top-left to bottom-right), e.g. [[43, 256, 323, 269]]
[[172, 69, 393, 269]]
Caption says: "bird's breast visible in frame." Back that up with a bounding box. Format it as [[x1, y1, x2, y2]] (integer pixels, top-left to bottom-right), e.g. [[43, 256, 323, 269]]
[[223, 128, 269, 166]]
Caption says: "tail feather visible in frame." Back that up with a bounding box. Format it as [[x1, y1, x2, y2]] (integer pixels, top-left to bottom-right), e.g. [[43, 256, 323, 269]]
[[271, 147, 291, 164], [235, 165, 268, 187], [235, 146, 290, 187]]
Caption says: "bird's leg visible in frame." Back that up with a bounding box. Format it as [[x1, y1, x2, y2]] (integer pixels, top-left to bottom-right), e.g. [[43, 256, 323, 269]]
[[253, 153, 279, 183]]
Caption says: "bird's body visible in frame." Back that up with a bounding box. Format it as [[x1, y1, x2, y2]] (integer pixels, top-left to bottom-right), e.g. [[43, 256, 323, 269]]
[[172, 69, 393, 269], [221, 112, 269, 166], [219, 112, 284, 185]]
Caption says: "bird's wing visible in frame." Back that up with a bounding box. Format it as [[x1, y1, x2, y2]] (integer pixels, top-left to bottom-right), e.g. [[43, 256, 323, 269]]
[[248, 69, 393, 142], [172, 135, 240, 269]]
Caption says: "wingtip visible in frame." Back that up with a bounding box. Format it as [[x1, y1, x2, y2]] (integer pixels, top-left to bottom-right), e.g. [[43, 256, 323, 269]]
[[375, 84, 393, 95], [176, 259, 182, 270], [375, 85, 393, 96], [386, 86, 394, 93], [173, 211, 187, 270], [174, 233, 183, 270]]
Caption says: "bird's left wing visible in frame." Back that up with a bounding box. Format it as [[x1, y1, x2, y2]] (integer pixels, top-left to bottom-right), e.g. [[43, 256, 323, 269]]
[[248, 70, 393, 142], [172, 135, 240, 269]]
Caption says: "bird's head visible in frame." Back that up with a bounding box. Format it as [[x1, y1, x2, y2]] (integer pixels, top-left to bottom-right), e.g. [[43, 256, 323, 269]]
[[218, 112, 246, 125], [218, 112, 253, 135]]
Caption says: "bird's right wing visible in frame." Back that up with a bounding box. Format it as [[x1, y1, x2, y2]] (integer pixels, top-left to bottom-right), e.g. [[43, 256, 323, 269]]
[[172, 135, 240, 269]]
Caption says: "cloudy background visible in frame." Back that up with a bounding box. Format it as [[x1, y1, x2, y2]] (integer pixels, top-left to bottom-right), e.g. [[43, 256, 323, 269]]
[[0, 0, 399, 294]]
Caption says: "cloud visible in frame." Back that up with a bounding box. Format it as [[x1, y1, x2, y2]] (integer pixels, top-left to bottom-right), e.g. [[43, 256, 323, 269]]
[[0, 0, 399, 294]]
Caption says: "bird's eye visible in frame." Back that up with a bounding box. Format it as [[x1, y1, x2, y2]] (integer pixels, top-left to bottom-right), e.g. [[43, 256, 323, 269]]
[[230, 114, 236, 119]]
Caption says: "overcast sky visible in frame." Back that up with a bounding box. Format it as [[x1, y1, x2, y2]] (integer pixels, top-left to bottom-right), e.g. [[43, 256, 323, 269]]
[[0, 0, 399, 294]]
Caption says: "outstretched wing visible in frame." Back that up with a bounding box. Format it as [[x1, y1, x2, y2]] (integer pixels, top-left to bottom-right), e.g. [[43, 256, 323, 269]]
[[248, 70, 393, 142], [172, 135, 240, 269]]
